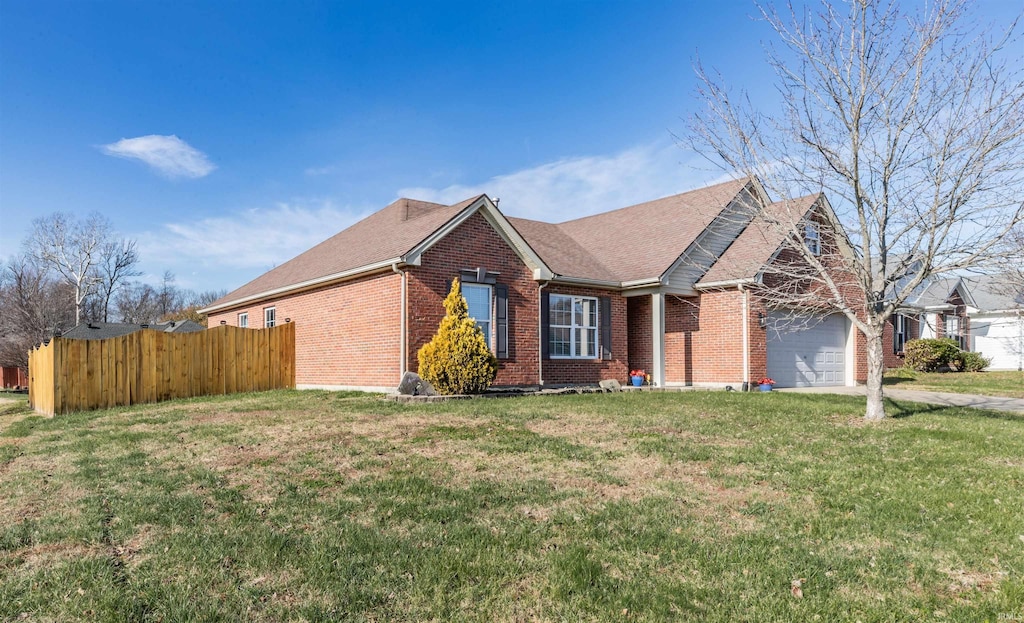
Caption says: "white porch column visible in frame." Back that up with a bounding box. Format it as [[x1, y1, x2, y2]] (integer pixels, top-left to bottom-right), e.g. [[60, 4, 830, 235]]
[[652, 292, 666, 387]]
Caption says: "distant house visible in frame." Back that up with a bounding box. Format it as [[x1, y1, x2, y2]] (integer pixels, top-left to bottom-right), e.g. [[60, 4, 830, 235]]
[[60, 320, 206, 340], [964, 275, 1024, 371], [2, 366, 28, 389], [200, 178, 872, 390]]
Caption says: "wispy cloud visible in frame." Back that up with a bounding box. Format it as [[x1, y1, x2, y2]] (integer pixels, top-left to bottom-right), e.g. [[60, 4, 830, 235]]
[[101, 135, 215, 179], [137, 201, 370, 280], [398, 141, 731, 221]]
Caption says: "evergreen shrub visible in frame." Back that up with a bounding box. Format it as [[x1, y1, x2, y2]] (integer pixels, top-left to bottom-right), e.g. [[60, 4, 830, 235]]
[[417, 278, 498, 395]]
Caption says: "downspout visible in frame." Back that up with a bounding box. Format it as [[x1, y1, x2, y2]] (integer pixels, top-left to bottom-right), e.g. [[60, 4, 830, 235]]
[[391, 263, 407, 380], [740, 284, 750, 391], [538, 280, 549, 386]]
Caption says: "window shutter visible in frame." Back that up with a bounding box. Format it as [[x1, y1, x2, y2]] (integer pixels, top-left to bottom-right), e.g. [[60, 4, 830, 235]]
[[600, 296, 612, 360], [540, 291, 550, 360], [496, 284, 508, 359]]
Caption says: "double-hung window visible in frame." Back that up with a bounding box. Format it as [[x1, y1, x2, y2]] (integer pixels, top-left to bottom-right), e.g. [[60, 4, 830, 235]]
[[463, 283, 492, 348], [264, 307, 276, 328], [894, 314, 907, 354], [549, 294, 598, 358], [804, 222, 821, 256], [945, 315, 964, 349], [238, 312, 248, 328]]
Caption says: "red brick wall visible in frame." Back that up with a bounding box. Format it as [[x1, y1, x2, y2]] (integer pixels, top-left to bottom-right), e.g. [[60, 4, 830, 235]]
[[542, 284, 629, 385], [406, 211, 540, 386], [207, 271, 402, 387], [627, 296, 652, 374], [665, 290, 756, 385]]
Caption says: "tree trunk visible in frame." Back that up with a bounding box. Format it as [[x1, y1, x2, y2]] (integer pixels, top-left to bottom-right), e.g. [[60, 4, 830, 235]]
[[864, 327, 886, 421]]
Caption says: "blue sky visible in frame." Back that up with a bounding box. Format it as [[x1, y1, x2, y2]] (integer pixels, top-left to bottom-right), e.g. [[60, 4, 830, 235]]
[[0, 0, 1018, 293]]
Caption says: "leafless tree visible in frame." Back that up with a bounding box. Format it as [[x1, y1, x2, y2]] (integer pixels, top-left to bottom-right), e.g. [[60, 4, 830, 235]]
[[688, 0, 1024, 419], [96, 238, 142, 322], [25, 212, 112, 325], [0, 256, 75, 369]]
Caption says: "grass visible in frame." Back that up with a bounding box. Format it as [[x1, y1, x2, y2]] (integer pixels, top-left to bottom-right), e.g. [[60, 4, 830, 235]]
[[1, 389, 1022, 622], [884, 368, 1024, 399]]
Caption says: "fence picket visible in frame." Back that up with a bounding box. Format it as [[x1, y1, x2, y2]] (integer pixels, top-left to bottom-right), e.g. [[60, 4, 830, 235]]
[[26, 324, 296, 416]]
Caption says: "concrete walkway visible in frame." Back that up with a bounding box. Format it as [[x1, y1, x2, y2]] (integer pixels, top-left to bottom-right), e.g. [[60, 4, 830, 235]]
[[777, 386, 1024, 414]]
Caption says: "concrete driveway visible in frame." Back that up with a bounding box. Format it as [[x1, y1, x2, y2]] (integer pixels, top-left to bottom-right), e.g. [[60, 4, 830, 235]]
[[777, 386, 1024, 415]]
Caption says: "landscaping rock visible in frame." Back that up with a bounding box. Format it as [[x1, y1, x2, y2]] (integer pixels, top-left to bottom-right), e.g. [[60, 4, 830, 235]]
[[599, 379, 621, 392], [397, 372, 437, 396]]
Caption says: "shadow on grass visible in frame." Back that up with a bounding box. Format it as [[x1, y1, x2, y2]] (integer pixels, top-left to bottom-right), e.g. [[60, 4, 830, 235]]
[[885, 398, 1023, 422]]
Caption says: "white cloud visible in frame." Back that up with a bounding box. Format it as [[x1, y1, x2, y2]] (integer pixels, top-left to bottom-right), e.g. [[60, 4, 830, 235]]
[[136, 201, 372, 289], [399, 140, 732, 222], [100, 135, 215, 179]]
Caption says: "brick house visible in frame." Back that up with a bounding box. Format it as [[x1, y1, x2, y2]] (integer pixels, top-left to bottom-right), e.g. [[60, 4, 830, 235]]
[[201, 178, 870, 390], [882, 277, 974, 369]]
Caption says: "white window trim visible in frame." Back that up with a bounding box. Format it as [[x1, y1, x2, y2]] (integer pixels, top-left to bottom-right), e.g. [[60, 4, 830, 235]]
[[264, 307, 276, 328], [238, 312, 248, 328], [805, 223, 821, 256], [463, 283, 493, 349], [549, 294, 600, 360], [894, 314, 907, 353]]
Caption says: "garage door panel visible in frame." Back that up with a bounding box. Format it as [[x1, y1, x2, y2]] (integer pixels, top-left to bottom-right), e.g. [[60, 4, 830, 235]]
[[767, 313, 847, 388]]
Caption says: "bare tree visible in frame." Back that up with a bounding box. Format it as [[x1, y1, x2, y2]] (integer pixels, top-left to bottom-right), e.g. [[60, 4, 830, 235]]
[[25, 212, 112, 325], [0, 256, 75, 369], [96, 238, 142, 322], [688, 0, 1024, 419]]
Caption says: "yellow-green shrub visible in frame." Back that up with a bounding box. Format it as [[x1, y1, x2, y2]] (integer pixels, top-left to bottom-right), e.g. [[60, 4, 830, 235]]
[[417, 278, 498, 395]]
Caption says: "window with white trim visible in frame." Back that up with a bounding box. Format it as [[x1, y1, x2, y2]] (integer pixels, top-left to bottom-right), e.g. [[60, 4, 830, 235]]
[[238, 312, 248, 328], [463, 283, 492, 348], [264, 307, 276, 328], [804, 222, 821, 256], [945, 315, 964, 349], [549, 294, 598, 358], [894, 314, 907, 354]]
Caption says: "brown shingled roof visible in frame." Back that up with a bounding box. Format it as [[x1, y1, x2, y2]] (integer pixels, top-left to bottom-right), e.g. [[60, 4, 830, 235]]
[[504, 178, 752, 283], [697, 194, 821, 286], [506, 217, 619, 282], [206, 195, 483, 308], [554, 178, 752, 283], [207, 178, 768, 311]]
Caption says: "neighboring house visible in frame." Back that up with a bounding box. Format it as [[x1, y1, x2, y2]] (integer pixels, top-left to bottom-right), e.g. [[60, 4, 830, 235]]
[[200, 178, 871, 390], [885, 276, 973, 369], [60, 320, 206, 340], [2, 366, 28, 388], [964, 274, 1024, 371]]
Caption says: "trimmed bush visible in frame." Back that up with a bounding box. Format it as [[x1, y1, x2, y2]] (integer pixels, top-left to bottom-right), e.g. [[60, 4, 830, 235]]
[[960, 351, 991, 373], [417, 278, 498, 395], [903, 338, 963, 372]]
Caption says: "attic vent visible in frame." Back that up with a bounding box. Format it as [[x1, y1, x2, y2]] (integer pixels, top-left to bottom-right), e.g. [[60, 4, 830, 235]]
[[141, 324, 149, 329], [87, 323, 98, 329]]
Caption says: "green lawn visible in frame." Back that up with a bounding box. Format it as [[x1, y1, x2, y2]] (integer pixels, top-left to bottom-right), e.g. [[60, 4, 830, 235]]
[[884, 369, 1024, 399], [1, 390, 1022, 622]]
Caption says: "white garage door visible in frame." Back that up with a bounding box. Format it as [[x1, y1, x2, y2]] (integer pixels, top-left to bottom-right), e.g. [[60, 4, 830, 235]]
[[767, 313, 847, 387], [971, 315, 1023, 371]]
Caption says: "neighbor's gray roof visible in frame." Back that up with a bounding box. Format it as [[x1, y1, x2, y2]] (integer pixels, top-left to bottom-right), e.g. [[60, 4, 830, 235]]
[[963, 274, 1024, 311], [906, 277, 963, 308], [61, 320, 206, 340]]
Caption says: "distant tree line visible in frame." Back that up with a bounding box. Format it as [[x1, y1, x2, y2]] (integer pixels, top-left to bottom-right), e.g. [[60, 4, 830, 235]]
[[0, 212, 225, 369]]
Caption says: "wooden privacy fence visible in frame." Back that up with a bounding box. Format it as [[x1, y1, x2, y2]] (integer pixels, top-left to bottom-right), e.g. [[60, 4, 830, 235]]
[[28, 323, 296, 416]]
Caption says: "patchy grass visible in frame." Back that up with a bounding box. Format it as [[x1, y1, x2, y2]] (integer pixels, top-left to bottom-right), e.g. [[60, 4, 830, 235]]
[[885, 368, 1024, 399], [1, 389, 1022, 622]]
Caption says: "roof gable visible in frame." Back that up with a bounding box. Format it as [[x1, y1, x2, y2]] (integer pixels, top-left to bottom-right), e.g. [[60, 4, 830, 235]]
[[697, 194, 823, 287], [553, 178, 751, 283]]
